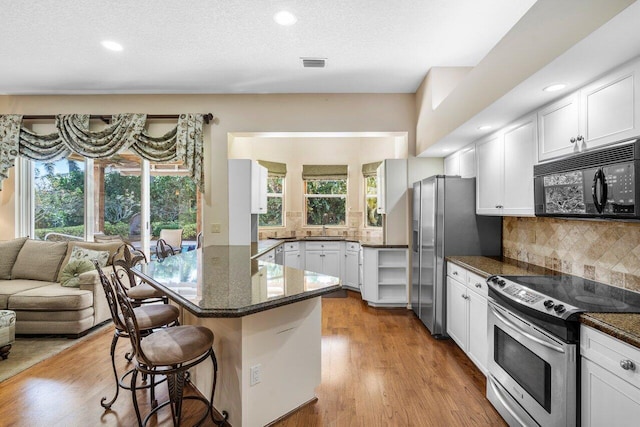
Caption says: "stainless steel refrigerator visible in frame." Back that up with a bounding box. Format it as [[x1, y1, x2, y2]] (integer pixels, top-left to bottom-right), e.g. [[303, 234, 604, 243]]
[[411, 176, 501, 337]]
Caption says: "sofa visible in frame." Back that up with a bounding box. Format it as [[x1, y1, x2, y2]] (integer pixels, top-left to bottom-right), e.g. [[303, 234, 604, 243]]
[[0, 237, 124, 336]]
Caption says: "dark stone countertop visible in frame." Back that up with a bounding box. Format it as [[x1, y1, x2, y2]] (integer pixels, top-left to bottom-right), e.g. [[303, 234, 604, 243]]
[[447, 256, 640, 350], [133, 245, 341, 318]]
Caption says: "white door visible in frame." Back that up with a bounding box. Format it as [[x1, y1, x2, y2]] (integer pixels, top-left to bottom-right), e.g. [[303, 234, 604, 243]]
[[459, 148, 476, 178], [537, 93, 580, 161], [476, 134, 504, 215], [323, 250, 341, 278], [305, 251, 324, 275], [503, 116, 536, 216], [446, 277, 468, 352], [284, 251, 300, 269], [345, 251, 360, 290], [581, 358, 640, 427], [581, 62, 639, 150], [467, 289, 488, 374]]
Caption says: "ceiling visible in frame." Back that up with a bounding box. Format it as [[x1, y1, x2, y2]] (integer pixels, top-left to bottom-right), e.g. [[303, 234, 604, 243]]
[[0, 0, 535, 94]]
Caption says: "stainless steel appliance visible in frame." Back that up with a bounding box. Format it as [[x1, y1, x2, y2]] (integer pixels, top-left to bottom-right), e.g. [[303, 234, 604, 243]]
[[486, 274, 640, 426], [534, 138, 640, 219], [411, 176, 501, 337]]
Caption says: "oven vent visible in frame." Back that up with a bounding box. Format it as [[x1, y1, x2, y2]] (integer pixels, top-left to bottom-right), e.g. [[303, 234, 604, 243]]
[[301, 58, 326, 68], [534, 138, 639, 176]]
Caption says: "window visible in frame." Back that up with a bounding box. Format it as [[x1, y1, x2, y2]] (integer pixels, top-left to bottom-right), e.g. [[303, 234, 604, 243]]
[[33, 157, 85, 240], [259, 175, 284, 227], [304, 179, 347, 226], [365, 175, 382, 227]]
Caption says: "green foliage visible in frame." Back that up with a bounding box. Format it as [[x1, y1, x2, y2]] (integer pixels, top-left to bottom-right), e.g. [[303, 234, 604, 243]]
[[34, 225, 85, 240], [259, 196, 283, 226], [306, 179, 347, 194], [103, 222, 130, 237], [366, 197, 382, 227], [150, 175, 197, 224], [34, 164, 85, 229], [305, 179, 346, 226], [150, 222, 197, 239]]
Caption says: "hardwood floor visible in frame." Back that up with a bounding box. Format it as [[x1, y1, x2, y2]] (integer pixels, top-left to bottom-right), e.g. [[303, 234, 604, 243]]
[[0, 291, 505, 426]]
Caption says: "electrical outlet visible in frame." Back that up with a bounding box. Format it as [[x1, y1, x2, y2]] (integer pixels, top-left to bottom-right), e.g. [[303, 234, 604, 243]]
[[250, 364, 262, 386], [211, 223, 221, 233]]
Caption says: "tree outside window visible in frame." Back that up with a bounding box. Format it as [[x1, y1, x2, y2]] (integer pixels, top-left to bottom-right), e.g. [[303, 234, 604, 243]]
[[365, 176, 382, 227], [259, 176, 284, 227], [305, 179, 347, 226]]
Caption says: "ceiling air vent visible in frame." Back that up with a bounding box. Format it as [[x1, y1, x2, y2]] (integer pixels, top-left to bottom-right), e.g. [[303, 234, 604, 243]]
[[301, 57, 326, 68]]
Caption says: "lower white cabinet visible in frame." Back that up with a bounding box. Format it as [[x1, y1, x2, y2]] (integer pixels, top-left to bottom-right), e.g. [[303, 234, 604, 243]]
[[581, 325, 640, 426], [362, 247, 408, 307], [446, 262, 488, 374], [283, 241, 302, 269], [343, 242, 360, 291], [305, 242, 341, 278]]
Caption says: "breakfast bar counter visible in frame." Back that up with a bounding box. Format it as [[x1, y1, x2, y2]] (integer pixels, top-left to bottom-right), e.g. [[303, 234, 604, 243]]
[[133, 245, 341, 427]]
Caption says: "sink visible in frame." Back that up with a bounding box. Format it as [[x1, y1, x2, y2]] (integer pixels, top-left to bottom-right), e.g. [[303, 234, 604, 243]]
[[303, 236, 344, 241]]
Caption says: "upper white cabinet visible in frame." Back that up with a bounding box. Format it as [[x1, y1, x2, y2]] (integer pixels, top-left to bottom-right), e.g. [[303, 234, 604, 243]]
[[228, 159, 268, 245], [476, 114, 536, 216], [444, 146, 475, 178], [538, 59, 640, 162]]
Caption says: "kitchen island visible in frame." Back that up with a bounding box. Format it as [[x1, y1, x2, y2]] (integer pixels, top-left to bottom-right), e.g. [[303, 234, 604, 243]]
[[133, 244, 341, 427]]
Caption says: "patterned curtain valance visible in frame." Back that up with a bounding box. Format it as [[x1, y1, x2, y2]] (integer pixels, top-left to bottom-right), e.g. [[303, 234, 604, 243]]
[[0, 113, 206, 192]]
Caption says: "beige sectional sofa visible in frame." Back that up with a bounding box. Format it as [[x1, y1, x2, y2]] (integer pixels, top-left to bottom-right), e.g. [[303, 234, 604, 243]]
[[0, 237, 122, 336]]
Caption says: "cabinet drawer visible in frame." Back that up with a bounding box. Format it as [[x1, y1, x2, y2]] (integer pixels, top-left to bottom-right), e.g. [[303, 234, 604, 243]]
[[305, 241, 341, 251], [284, 241, 300, 252], [467, 271, 488, 297], [447, 262, 467, 283], [346, 242, 360, 252], [581, 325, 640, 384]]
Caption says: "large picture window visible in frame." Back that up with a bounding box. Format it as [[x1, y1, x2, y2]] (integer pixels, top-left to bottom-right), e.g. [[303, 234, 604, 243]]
[[304, 179, 347, 226], [260, 176, 284, 227]]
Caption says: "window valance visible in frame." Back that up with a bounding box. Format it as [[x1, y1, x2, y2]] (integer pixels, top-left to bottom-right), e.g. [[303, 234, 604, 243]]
[[361, 161, 382, 177], [302, 164, 348, 180], [258, 160, 287, 177], [0, 113, 206, 192]]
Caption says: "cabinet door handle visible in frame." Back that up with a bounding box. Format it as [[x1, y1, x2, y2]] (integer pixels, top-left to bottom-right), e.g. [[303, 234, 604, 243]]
[[452, 271, 458, 276], [570, 137, 577, 143], [475, 283, 482, 289], [495, 205, 503, 209], [577, 135, 584, 142], [461, 294, 469, 300], [620, 360, 636, 371]]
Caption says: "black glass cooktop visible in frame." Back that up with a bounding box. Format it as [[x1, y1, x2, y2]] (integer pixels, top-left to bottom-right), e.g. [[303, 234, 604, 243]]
[[501, 274, 640, 313]]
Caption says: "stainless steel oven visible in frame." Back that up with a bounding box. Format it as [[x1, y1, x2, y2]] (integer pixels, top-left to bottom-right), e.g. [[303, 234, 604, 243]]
[[487, 299, 576, 427], [485, 273, 640, 427]]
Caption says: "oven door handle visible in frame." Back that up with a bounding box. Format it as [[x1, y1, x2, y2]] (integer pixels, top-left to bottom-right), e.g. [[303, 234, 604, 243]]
[[487, 375, 534, 427], [490, 305, 565, 354]]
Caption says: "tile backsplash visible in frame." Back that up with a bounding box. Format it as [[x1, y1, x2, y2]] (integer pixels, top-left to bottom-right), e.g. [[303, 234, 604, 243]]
[[503, 217, 640, 292]]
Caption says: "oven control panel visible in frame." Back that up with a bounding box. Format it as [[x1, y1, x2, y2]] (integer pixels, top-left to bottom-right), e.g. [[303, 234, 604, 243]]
[[487, 275, 580, 320]]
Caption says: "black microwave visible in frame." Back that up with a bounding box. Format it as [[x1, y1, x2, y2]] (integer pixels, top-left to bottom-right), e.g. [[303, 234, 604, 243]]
[[534, 138, 640, 219]]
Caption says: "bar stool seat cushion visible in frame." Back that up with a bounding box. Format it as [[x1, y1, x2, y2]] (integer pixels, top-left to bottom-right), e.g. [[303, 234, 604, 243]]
[[141, 325, 213, 365], [122, 304, 179, 331], [127, 282, 165, 300]]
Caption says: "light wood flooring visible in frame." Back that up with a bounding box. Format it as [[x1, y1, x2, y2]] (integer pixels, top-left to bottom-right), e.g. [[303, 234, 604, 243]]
[[0, 291, 505, 426]]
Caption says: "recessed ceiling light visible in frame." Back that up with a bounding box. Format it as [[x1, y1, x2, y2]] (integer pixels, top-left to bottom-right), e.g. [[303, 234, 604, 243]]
[[478, 125, 492, 131], [273, 10, 297, 26], [101, 40, 123, 52], [543, 83, 566, 92]]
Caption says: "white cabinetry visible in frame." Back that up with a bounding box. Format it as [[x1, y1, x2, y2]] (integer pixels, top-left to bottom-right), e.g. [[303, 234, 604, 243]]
[[476, 114, 536, 216], [343, 242, 360, 291], [446, 262, 488, 374], [444, 146, 475, 178], [283, 241, 302, 269], [305, 241, 341, 278], [538, 59, 640, 162], [362, 247, 408, 307], [257, 248, 275, 263], [376, 159, 408, 245], [581, 325, 640, 426], [228, 159, 269, 245]]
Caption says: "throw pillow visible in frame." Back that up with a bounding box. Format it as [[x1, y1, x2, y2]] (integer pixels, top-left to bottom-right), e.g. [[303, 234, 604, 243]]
[[60, 259, 95, 287], [0, 237, 28, 279], [56, 241, 124, 283], [69, 246, 109, 267], [12, 240, 68, 282]]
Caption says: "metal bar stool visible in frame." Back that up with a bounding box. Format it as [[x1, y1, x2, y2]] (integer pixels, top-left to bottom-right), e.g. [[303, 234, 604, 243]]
[[113, 243, 168, 305], [112, 271, 228, 427], [94, 261, 180, 410]]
